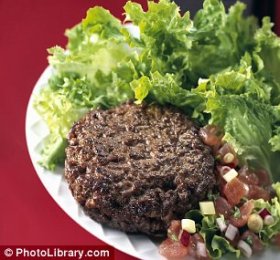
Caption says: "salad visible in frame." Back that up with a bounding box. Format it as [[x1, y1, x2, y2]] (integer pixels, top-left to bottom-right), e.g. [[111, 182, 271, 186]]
[[33, 0, 280, 258], [159, 126, 280, 259]]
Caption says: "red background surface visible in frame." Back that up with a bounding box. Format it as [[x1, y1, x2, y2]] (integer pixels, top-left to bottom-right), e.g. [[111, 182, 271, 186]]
[[0, 1, 147, 259], [1, 1, 280, 259]]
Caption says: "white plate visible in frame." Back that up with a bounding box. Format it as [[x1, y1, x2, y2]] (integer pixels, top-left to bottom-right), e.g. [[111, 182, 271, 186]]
[[25, 67, 280, 260], [25, 21, 279, 257]]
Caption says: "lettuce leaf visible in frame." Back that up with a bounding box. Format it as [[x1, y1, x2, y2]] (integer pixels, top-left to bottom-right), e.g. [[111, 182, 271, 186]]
[[187, 0, 257, 86], [124, 0, 193, 81], [270, 126, 280, 152], [210, 235, 240, 259], [34, 0, 280, 182], [254, 17, 280, 105], [125, 0, 257, 89], [205, 94, 280, 181], [33, 82, 86, 169], [192, 51, 280, 181], [34, 7, 136, 169], [130, 72, 204, 115]]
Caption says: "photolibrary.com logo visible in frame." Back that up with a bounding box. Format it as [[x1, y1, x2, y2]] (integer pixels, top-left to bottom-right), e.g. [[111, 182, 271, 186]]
[[1, 246, 114, 259], [4, 248, 13, 257]]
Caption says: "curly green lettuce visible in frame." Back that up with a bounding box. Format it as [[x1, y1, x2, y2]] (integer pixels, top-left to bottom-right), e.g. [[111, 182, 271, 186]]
[[185, 210, 240, 259], [34, 0, 280, 184], [34, 7, 137, 169]]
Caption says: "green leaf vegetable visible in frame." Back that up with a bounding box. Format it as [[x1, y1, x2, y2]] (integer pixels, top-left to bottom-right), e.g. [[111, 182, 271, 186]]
[[33, 7, 137, 169], [245, 183, 280, 244], [184, 183, 280, 258], [185, 210, 240, 259], [34, 0, 280, 180]]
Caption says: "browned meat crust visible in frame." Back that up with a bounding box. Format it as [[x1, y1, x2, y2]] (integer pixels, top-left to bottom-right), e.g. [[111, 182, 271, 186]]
[[65, 103, 215, 236]]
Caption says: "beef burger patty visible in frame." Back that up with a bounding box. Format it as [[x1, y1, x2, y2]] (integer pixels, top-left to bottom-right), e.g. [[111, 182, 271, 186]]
[[65, 103, 215, 236]]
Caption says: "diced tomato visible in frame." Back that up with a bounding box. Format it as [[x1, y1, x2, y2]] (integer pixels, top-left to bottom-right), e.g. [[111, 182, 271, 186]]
[[159, 238, 188, 259], [217, 167, 240, 198], [199, 125, 223, 147], [224, 178, 248, 206], [241, 230, 264, 253], [229, 200, 254, 227], [255, 169, 271, 187], [272, 233, 280, 247], [214, 196, 233, 218], [215, 167, 228, 196], [247, 185, 270, 201], [218, 181, 227, 197], [216, 143, 238, 167], [167, 220, 181, 240], [217, 143, 233, 156], [238, 166, 259, 186]]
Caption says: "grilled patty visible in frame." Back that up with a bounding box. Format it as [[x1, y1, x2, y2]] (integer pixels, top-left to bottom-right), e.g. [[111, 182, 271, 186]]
[[65, 103, 215, 236]]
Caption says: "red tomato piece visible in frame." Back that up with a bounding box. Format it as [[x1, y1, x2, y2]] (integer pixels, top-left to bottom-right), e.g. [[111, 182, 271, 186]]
[[214, 196, 233, 218], [159, 238, 188, 259], [229, 200, 254, 227], [167, 220, 181, 240], [224, 178, 248, 206], [241, 230, 264, 253], [199, 125, 223, 147], [255, 169, 271, 187], [217, 143, 239, 167], [215, 168, 227, 196], [238, 166, 259, 186], [217, 143, 232, 156], [247, 185, 270, 201]]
